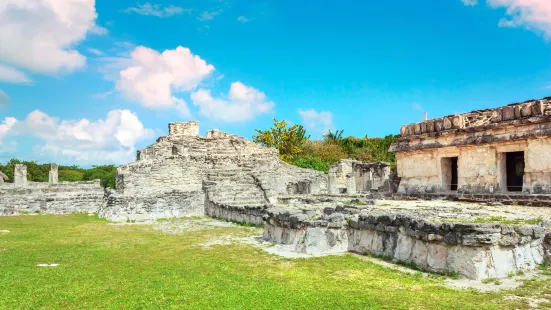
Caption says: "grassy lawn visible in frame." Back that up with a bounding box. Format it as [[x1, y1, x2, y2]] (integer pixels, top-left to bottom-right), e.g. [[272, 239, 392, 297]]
[[0, 215, 549, 309]]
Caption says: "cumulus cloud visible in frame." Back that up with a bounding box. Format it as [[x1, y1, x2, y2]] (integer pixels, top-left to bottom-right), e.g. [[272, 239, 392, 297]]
[[0, 116, 17, 143], [298, 109, 335, 134], [191, 82, 274, 122], [0, 0, 104, 75], [0, 64, 32, 84], [461, 0, 551, 37], [488, 0, 551, 36], [115, 46, 215, 116], [124, 3, 191, 17], [461, 0, 478, 6], [0, 110, 155, 164], [0, 90, 10, 106]]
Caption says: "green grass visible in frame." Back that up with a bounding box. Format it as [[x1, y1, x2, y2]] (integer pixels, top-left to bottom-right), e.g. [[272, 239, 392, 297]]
[[0, 214, 548, 309]]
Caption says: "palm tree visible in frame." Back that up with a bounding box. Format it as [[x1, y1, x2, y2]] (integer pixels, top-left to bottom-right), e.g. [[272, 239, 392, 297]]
[[323, 129, 344, 144]]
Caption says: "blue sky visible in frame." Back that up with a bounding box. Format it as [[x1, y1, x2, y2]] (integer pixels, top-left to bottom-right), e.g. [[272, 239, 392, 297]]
[[1, 0, 551, 165]]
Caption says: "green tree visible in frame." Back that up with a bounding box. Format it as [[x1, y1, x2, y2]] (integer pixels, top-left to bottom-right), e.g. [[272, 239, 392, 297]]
[[323, 129, 344, 144], [253, 118, 310, 162]]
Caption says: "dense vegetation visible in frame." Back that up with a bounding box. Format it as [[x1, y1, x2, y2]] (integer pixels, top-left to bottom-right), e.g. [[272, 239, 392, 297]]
[[254, 119, 399, 172], [0, 159, 116, 188]]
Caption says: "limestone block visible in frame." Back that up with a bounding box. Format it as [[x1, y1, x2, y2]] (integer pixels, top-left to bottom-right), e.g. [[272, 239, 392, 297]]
[[414, 123, 421, 135], [502, 106, 515, 120], [434, 119, 444, 131], [521, 103, 533, 117], [420, 122, 427, 134], [532, 101, 545, 116], [407, 125, 415, 136], [394, 234, 414, 261], [400, 125, 408, 136], [447, 246, 488, 280], [426, 120, 435, 133], [443, 117, 453, 130], [488, 247, 516, 278], [410, 239, 429, 268], [452, 115, 465, 129], [427, 243, 448, 272], [491, 109, 502, 123]]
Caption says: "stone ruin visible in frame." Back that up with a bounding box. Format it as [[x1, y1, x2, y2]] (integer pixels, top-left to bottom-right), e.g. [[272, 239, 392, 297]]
[[1, 117, 551, 280], [0, 164, 104, 215], [99, 121, 329, 221], [328, 160, 392, 194], [390, 97, 551, 195]]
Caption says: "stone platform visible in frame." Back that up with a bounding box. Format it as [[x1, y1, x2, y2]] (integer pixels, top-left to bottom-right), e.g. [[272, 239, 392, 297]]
[[211, 197, 551, 280]]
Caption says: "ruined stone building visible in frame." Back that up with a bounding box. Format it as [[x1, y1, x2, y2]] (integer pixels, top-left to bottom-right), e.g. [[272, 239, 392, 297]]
[[328, 160, 391, 194], [0, 164, 104, 215], [100, 122, 328, 221], [390, 97, 551, 194]]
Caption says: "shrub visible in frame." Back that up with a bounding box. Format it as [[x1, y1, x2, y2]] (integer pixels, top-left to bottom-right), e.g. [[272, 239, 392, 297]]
[[292, 157, 329, 173]]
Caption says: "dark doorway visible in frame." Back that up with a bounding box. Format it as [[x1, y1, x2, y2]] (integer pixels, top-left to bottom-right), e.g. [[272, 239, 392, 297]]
[[450, 157, 458, 191], [506, 152, 524, 192]]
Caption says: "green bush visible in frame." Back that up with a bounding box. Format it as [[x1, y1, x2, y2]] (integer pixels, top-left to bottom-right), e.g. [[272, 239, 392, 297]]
[[292, 157, 329, 173]]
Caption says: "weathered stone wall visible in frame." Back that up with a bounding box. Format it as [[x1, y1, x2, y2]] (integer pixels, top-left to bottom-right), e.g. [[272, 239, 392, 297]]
[[391, 97, 551, 194], [0, 180, 104, 215], [328, 160, 391, 195], [262, 205, 549, 279], [101, 122, 328, 222]]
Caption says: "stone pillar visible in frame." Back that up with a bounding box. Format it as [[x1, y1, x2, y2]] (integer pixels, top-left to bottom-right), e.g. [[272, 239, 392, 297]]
[[14, 164, 27, 187], [346, 173, 357, 195], [49, 164, 59, 185]]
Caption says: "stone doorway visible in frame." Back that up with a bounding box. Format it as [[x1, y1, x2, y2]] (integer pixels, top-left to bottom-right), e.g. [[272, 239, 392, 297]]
[[506, 151, 525, 192], [441, 157, 459, 191]]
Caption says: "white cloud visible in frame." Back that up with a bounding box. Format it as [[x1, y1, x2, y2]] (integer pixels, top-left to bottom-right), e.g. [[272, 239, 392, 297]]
[[488, 0, 551, 37], [237, 16, 249, 23], [124, 3, 191, 18], [191, 82, 274, 122], [198, 10, 220, 21], [0, 0, 104, 75], [0, 116, 16, 135], [298, 109, 335, 134], [115, 46, 215, 116], [0, 110, 155, 164], [0, 64, 32, 84], [0, 90, 10, 106], [461, 0, 478, 6], [88, 48, 104, 56]]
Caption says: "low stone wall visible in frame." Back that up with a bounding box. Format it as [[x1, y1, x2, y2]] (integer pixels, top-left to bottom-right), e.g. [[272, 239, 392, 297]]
[[99, 190, 205, 222], [261, 205, 550, 280], [0, 181, 104, 215], [205, 201, 266, 226]]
